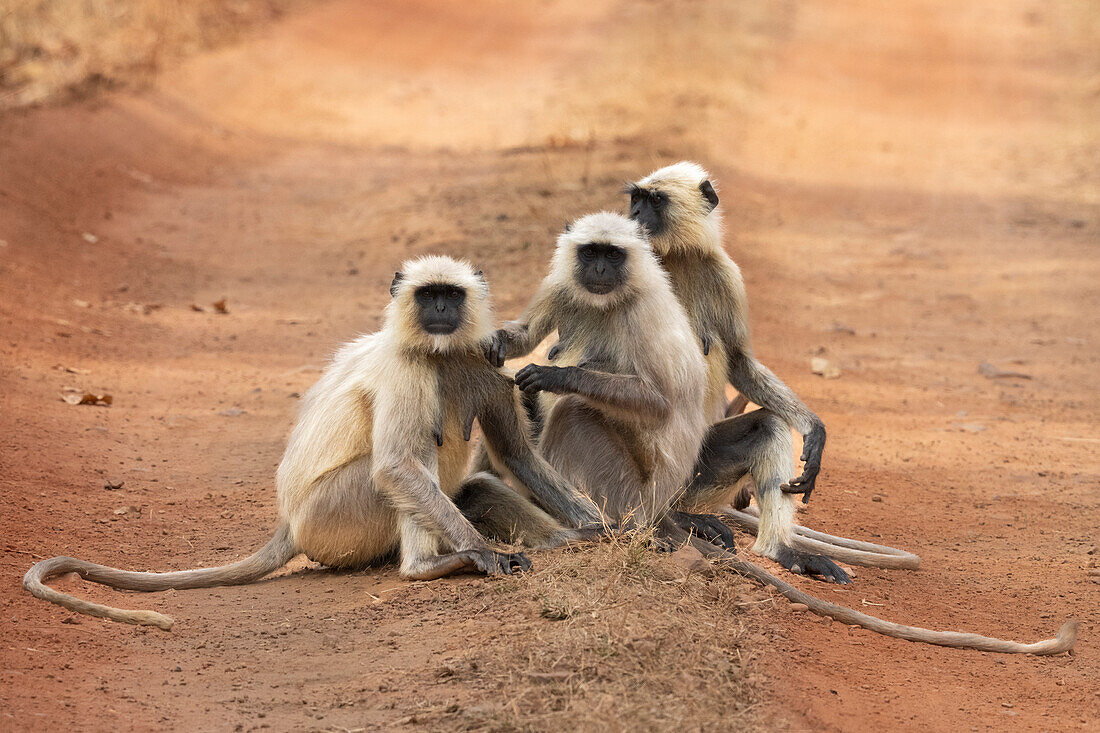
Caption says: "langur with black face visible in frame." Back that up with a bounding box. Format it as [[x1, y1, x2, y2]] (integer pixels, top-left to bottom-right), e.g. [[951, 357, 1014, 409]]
[[621, 161, 850, 583], [489, 213, 1077, 655], [25, 256, 602, 630], [494, 212, 709, 538]]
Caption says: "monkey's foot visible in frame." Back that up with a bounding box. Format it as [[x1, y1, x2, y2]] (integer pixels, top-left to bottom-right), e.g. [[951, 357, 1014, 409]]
[[464, 549, 532, 576], [575, 520, 618, 542], [775, 546, 851, 584], [550, 521, 613, 548], [670, 511, 738, 553]]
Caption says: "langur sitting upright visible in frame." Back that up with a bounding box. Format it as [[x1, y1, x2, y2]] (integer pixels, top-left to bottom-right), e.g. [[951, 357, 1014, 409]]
[[490, 212, 710, 539], [623, 161, 849, 583], [25, 256, 602, 630]]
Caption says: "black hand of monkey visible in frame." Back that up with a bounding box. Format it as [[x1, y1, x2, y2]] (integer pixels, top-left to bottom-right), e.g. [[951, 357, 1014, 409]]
[[547, 342, 562, 361], [782, 425, 826, 503], [775, 546, 850, 584], [513, 364, 571, 395], [583, 519, 619, 538], [482, 329, 509, 368], [781, 465, 818, 502], [468, 549, 531, 576]]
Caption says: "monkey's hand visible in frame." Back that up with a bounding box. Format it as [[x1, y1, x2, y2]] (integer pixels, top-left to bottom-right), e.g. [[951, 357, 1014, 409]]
[[547, 341, 562, 361], [781, 424, 825, 503], [514, 364, 572, 395], [670, 510, 738, 552], [464, 548, 532, 576], [775, 546, 851, 584], [568, 520, 618, 544], [482, 329, 509, 368], [583, 519, 619, 538]]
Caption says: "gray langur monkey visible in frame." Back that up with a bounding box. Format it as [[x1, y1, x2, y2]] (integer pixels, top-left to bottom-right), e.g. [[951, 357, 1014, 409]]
[[25, 256, 603, 630], [624, 161, 847, 582], [487, 213, 1078, 655], [493, 212, 709, 536], [492, 213, 726, 544]]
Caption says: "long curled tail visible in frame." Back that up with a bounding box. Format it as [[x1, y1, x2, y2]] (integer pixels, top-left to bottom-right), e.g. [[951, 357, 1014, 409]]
[[23, 523, 296, 631], [722, 506, 921, 570], [688, 537, 1077, 655]]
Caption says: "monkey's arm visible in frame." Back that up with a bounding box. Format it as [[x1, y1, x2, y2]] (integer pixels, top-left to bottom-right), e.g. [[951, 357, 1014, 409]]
[[514, 364, 670, 424], [371, 400, 490, 552], [708, 269, 825, 500], [724, 342, 825, 502], [477, 379, 603, 527], [484, 283, 559, 366]]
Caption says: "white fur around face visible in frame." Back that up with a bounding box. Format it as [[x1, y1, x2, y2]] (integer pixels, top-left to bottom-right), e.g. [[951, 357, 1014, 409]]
[[550, 212, 667, 310], [385, 255, 493, 354], [636, 161, 724, 256]]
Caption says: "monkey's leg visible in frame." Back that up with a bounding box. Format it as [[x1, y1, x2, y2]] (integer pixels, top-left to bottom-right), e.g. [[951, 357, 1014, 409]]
[[682, 410, 850, 584], [478, 380, 602, 527], [468, 440, 498, 477], [467, 390, 542, 478], [540, 398, 647, 523], [725, 393, 750, 418], [396, 515, 530, 580], [456, 472, 599, 550]]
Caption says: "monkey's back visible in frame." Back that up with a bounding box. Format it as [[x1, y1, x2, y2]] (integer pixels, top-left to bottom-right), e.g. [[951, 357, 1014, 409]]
[[662, 249, 748, 420]]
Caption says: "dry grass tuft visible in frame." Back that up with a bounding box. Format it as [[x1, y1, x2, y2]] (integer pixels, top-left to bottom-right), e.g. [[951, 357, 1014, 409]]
[[0, 0, 315, 108], [383, 530, 775, 732]]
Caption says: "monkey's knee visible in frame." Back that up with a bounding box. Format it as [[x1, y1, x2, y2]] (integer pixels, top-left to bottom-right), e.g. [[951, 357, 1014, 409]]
[[756, 410, 792, 446]]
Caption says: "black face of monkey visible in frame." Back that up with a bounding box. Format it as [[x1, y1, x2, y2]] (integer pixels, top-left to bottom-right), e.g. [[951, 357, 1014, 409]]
[[627, 180, 720, 235], [414, 284, 466, 334], [575, 243, 627, 295], [627, 185, 668, 237]]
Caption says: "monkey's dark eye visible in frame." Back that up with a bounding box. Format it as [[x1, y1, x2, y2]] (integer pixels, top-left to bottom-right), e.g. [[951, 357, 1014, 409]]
[[650, 192, 667, 209], [415, 289, 434, 303], [605, 248, 624, 263], [446, 287, 462, 300], [578, 246, 597, 262]]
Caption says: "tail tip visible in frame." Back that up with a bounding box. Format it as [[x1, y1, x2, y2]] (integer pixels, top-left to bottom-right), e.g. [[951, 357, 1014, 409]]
[[1055, 620, 1079, 650], [136, 611, 175, 631]]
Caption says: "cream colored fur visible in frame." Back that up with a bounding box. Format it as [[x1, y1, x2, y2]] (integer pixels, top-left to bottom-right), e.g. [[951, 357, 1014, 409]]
[[521, 213, 709, 526], [634, 162, 814, 559], [277, 255, 493, 568]]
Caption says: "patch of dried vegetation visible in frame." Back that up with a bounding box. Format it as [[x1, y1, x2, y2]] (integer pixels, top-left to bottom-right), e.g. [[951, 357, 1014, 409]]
[[386, 530, 772, 732], [0, 0, 314, 108]]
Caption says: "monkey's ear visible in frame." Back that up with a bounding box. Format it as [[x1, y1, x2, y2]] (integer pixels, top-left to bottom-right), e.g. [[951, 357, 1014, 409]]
[[390, 272, 404, 298], [474, 269, 484, 279], [563, 222, 573, 233], [699, 180, 719, 211]]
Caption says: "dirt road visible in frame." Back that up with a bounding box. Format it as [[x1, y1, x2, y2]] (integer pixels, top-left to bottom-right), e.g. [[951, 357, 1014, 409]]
[[1, 1, 1097, 730]]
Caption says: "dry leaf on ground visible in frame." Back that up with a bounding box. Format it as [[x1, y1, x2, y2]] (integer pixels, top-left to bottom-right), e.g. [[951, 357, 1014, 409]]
[[60, 389, 112, 406], [978, 362, 1031, 380], [811, 356, 841, 379]]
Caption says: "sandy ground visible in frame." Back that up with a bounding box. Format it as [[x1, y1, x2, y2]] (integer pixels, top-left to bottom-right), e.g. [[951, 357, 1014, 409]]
[[1, 0, 1097, 730]]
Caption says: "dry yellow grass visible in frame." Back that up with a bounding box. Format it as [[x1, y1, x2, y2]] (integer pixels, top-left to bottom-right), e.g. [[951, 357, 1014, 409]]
[[0, 0, 314, 108], [381, 530, 773, 732]]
